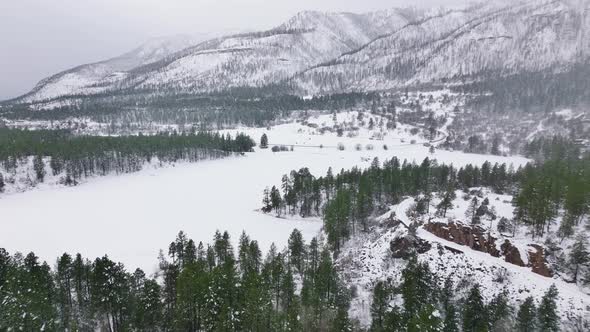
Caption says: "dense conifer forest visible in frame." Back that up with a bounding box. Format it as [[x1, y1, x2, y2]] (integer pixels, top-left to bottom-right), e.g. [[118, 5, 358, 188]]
[[0, 92, 378, 128], [261, 136, 590, 251], [0, 229, 562, 332], [0, 128, 255, 188]]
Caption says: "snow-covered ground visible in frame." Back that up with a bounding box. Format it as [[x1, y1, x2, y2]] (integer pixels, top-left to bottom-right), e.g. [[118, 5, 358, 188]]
[[0, 112, 529, 274], [339, 192, 590, 329]]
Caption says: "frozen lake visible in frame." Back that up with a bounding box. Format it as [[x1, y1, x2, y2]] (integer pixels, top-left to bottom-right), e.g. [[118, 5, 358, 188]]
[[0, 118, 529, 273]]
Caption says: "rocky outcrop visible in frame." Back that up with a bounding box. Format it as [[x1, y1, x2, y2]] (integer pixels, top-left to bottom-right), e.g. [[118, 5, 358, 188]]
[[424, 221, 552, 277], [500, 240, 525, 267], [424, 221, 499, 256], [390, 234, 432, 259], [528, 244, 552, 277]]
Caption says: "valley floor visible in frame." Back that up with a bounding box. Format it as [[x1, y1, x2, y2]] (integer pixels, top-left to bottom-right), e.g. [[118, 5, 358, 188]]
[[0, 112, 528, 273]]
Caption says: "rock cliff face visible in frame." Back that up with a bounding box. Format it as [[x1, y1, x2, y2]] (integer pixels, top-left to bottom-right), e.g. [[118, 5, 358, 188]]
[[424, 221, 552, 277], [500, 239, 525, 267], [529, 244, 552, 277]]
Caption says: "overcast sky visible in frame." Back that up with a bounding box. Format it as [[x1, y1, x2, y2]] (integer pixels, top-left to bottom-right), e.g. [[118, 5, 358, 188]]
[[0, 0, 473, 100]]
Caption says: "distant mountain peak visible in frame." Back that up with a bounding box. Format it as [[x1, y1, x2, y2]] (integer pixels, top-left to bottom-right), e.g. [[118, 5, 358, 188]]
[[9, 0, 590, 106]]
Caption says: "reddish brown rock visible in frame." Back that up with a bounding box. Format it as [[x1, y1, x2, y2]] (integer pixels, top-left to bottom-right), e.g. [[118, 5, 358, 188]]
[[501, 240, 525, 267], [424, 221, 499, 256], [424, 221, 552, 277], [528, 244, 553, 277]]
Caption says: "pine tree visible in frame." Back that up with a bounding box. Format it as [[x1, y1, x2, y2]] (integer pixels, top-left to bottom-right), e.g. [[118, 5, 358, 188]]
[[262, 187, 272, 213], [270, 185, 283, 216], [33, 155, 46, 182], [537, 284, 559, 332], [437, 186, 456, 217], [407, 304, 442, 332], [443, 304, 459, 332], [383, 306, 403, 331], [324, 189, 351, 252], [4, 252, 58, 331], [175, 259, 208, 331], [90, 255, 131, 331], [569, 234, 589, 283], [563, 173, 587, 228], [356, 176, 373, 232], [0, 172, 5, 192], [488, 291, 512, 332], [287, 229, 305, 273], [315, 248, 337, 327], [331, 285, 353, 332], [260, 133, 269, 149], [491, 136, 501, 156], [370, 280, 391, 332], [56, 253, 74, 330], [462, 284, 488, 332], [135, 278, 163, 331], [441, 278, 458, 332], [516, 297, 537, 332], [269, 252, 285, 311], [466, 197, 479, 224], [401, 256, 436, 328]]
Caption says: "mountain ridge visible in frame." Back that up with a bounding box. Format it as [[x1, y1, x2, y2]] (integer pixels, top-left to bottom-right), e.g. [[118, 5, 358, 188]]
[[7, 0, 590, 107]]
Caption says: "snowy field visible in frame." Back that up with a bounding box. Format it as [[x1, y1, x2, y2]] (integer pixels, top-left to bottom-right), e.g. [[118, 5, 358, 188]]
[[0, 112, 529, 273]]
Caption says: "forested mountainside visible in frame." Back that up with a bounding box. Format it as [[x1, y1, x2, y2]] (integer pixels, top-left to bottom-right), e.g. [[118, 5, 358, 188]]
[[294, 0, 590, 94], [7, 0, 589, 108], [10, 9, 416, 104]]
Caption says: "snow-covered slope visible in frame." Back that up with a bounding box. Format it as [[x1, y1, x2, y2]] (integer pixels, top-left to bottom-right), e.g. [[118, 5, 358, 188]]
[[10, 0, 590, 104], [340, 194, 590, 329], [293, 0, 590, 94], [16, 35, 202, 103], [119, 10, 416, 94]]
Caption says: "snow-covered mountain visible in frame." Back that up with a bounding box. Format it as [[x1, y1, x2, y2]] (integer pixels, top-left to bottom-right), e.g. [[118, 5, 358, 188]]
[[294, 0, 590, 94], [16, 35, 203, 103], [10, 0, 590, 104], [99, 9, 418, 95]]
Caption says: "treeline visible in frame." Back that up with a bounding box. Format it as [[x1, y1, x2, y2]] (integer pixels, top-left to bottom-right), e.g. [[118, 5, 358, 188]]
[[262, 157, 516, 251], [515, 137, 590, 239], [2, 92, 379, 128], [458, 65, 590, 114], [0, 229, 352, 331], [0, 231, 565, 331], [0, 128, 254, 187], [262, 139, 589, 249]]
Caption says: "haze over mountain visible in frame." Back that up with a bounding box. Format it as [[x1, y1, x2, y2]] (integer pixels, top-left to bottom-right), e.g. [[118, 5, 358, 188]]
[[0, 0, 473, 101], [5, 0, 588, 107]]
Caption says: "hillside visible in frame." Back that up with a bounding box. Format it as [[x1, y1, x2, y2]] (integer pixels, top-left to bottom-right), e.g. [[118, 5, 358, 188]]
[[13, 35, 201, 104], [294, 0, 590, 94], [9, 0, 589, 108]]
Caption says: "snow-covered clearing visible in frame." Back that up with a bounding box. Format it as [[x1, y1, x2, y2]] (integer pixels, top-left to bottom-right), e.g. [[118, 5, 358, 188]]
[[0, 113, 529, 274]]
